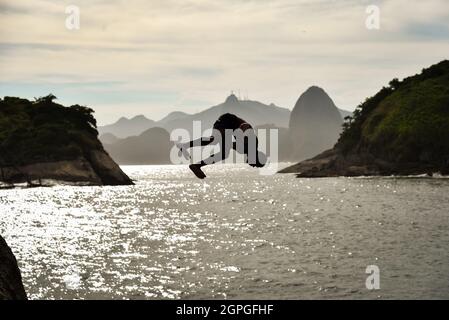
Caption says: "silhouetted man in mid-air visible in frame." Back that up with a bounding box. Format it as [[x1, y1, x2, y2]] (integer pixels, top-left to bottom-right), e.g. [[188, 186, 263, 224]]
[[177, 113, 267, 179]]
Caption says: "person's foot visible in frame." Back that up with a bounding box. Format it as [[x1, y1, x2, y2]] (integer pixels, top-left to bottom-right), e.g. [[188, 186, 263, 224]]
[[189, 164, 206, 179], [247, 151, 267, 168]]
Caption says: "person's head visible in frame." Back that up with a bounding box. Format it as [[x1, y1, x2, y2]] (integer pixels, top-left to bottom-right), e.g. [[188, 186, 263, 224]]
[[248, 151, 267, 168]]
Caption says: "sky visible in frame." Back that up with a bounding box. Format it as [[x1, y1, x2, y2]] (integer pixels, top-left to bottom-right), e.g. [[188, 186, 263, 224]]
[[1, 0, 449, 125]]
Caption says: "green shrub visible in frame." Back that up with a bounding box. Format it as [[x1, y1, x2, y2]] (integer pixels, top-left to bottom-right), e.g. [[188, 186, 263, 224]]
[[0, 95, 101, 166]]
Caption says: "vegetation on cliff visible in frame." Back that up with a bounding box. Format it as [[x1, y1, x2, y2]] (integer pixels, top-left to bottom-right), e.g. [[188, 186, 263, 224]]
[[0, 94, 100, 166], [281, 60, 449, 176], [339, 60, 449, 166], [0, 95, 133, 185]]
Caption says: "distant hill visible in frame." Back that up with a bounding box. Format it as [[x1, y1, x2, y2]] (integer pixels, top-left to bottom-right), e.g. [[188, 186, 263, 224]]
[[254, 123, 291, 161], [281, 60, 449, 176], [338, 108, 353, 119], [98, 115, 156, 138], [287, 86, 343, 160], [0, 95, 133, 185], [99, 132, 119, 145], [103, 127, 173, 165], [98, 94, 291, 139], [158, 111, 190, 126], [98, 93, 350, 163], [161, 94, 291, 135]]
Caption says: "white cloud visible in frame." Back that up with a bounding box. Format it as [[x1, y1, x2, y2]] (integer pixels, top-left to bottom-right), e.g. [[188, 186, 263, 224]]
[[1, 0, 448, 124]]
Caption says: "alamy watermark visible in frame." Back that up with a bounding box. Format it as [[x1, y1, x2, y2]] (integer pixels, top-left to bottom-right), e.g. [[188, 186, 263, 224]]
[[65, 5, 80, 30], [365, 4, 380, 30], [365, 265, 380, 290]]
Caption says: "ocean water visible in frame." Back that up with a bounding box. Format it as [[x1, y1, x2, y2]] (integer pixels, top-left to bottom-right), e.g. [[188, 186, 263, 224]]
[[1, 164, 449, 300]]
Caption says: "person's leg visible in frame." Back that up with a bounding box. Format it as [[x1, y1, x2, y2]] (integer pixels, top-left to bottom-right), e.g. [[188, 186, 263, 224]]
[[234, 133, 264, 167], [189, 150, 226, 179], [189, 134, 232, 179], [177, 135, 216, 162], [194, 138, 232, 167], [178, 128, 223, 158], [183, 136, 215, 149]]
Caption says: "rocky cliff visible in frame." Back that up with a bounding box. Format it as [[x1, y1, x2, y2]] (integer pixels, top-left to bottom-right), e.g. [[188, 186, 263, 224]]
[[0, 95, 133, 186], [281, 61, 449, 176], [0, 236, 27, 300]]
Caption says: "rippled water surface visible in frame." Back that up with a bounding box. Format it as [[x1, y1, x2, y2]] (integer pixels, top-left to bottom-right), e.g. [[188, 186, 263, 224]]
[[1, 164, 449, 299]]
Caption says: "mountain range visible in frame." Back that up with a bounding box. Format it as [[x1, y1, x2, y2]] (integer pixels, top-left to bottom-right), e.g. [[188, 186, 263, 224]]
[[99, 115, 156, 138], [99, 95, 351, 137], [98, 95, 292, 138], [99, 91, 353, 164], [103, 127, 172, 165]]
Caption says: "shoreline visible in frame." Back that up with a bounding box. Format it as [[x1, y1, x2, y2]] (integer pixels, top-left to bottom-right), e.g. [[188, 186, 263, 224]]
[[279, 149, 449, 178]]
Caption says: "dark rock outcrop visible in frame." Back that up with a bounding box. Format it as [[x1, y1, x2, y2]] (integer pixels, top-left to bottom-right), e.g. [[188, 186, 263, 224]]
[[84, 150, 134, 185], [287, 86, 343, 160], [0, 95, 133, 186], [0, 236, 27, 300], [279, 148, 441, 177], [281, 61, 449, 177], [1, 149, 133, 185]]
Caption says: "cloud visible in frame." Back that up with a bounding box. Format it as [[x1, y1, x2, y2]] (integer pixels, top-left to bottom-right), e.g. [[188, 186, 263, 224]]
[[1, 0, 449, 124], [403, 22, 449, 40]]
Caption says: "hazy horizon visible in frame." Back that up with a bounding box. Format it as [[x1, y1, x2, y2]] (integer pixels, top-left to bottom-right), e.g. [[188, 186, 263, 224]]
[[1, 0, 449, 125]]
